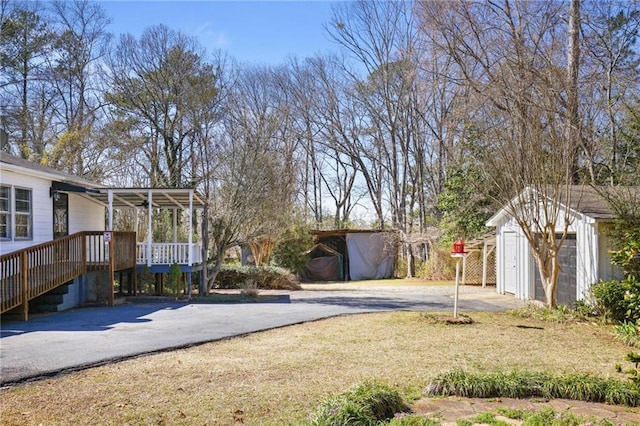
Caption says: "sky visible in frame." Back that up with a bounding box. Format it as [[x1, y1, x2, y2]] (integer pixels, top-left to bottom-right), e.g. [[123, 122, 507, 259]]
[[99, 1, 343, 66]]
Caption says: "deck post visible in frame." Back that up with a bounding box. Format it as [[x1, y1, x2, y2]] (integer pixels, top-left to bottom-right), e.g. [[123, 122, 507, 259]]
[[461, 255, 467, 285], [188, 191, 193, 266], [20, 251, 28, 321], [109, 232, 115, 306], [147, 190, 153, 267], [107, 190, 114, 231], [482, 241, 488, 288]]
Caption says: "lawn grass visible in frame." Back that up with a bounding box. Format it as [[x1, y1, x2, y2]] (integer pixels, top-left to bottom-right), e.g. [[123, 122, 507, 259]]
[[0, 311, 632, 425]]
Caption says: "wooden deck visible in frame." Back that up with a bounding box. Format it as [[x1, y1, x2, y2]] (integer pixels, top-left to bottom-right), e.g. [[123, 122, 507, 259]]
[[0, 231, 136, 320]]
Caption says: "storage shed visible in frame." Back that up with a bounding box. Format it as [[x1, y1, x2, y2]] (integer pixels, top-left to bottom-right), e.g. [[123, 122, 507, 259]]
[[486, 186, 628, 305], [309, 230, 396, 281]]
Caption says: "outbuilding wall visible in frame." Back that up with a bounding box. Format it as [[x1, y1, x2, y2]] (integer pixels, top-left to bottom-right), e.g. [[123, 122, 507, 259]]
[[492, 205, 606, 304]]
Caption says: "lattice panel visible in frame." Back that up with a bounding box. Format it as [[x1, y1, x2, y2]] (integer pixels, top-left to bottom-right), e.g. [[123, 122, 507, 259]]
[[464, 250, 496, 285]]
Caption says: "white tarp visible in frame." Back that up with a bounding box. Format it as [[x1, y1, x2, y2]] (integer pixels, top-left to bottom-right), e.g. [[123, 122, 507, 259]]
[[346, 232, 394, 280]]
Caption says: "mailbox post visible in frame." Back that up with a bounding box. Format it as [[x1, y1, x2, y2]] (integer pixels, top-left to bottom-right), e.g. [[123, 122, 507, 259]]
[[450, 240, 469, 319]]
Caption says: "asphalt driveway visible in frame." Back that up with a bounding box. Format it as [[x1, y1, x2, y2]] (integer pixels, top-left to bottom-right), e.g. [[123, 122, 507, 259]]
[[0, 284, 524, 385]]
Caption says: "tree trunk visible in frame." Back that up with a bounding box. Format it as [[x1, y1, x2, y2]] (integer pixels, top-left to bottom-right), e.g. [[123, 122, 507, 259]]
[[534, 251, 561, 309]]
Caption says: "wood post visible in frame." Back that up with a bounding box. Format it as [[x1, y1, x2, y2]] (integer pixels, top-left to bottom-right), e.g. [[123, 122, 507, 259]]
[[109, 232, 115, 306], [20, 251, 28, 321]]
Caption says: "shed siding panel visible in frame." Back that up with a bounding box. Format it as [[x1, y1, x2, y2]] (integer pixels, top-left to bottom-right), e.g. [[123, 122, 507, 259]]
[[597, 224, 624, 282], [576, 219, 598, 300]]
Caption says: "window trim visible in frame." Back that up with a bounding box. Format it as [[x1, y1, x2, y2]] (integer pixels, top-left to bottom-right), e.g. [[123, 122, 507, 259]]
[[0, 185, 10, 240], [0, 185, 33, 241], [13, 187, 33, 240]]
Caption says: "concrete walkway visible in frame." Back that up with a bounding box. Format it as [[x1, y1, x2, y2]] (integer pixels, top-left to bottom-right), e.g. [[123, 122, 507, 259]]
[[0, 284, 522, 385], [412, 396, 640, 425]]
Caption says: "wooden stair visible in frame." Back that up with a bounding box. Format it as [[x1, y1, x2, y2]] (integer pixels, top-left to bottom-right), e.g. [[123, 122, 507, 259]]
[[1, 231, 137, 320]]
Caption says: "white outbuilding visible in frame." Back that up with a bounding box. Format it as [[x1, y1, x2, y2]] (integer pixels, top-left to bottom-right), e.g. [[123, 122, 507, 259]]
[[486, 186, 629, 305]]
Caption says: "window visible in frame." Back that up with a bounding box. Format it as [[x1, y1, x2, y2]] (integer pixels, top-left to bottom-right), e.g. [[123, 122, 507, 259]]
[[0, 186, 33, 240], [0, 186, 9, 239], [14, 188, 32, 239]]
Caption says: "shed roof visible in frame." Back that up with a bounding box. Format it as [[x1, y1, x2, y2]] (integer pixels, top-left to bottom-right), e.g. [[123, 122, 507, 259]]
[[487, 185, 639, 226]]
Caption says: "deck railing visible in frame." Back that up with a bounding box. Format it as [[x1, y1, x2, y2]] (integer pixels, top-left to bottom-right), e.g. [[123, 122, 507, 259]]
[[0, 231, 136, 319], [136, 242, 202, 266]]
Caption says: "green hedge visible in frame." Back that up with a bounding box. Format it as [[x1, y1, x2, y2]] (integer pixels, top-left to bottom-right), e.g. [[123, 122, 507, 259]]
[[214, 265, 301, 291]]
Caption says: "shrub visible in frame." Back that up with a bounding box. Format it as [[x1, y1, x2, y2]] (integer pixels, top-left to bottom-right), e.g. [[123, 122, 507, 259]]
[[137, 265, 155, 294], [214, 265, 301, 290], [167, 263, 182, 296], [609, 227, 640, 280], [591, 277, 640, 323], [406, 246, 455, 280], [271, 224, 315, 273], [304, 381, 409, 426]]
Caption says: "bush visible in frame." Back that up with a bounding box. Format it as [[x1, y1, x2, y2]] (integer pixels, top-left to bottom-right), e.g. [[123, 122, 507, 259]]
[[591, 277, 640, 323], [167, 263, 182, 296], [397, 247, 456, 280], [271, 224, 315, 273], [304, 381, 409, 426], [137, 265, 155, 294], [214, 265, 301, 290]]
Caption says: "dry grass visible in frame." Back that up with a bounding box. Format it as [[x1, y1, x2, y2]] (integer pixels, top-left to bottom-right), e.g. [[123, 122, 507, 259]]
[[0, 311, 631, 425]]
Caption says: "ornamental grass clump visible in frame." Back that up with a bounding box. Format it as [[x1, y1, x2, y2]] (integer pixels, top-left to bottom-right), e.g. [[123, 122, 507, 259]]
[[239, 279, 259, 299], [304, 381, 409, 426], [424, 369, 640, 406]]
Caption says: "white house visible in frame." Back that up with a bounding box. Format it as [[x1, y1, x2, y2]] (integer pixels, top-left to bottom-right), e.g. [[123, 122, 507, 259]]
[[486, 186, 628, 305], [0, 154, 204, 319], [1, 154, 106, 253]]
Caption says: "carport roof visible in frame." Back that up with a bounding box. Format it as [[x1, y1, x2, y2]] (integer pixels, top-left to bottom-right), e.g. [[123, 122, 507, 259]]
[[91, 188, 206, 209]]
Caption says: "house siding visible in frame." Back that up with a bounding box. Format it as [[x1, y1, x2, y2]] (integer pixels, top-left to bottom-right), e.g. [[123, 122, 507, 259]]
[[0, 168, 105, 256], [68, 194, 105, 234], [1, 168, 53, 253]]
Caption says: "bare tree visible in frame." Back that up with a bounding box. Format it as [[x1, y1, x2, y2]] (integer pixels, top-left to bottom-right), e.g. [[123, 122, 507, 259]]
[[327, 0, 432, 276], [581, 0, 640, 184], [196, 64, 299, 294], [417, 0, 582, 307], [286, 55, 367, 228]]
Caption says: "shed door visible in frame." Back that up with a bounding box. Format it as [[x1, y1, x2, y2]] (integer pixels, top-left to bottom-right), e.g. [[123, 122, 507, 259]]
[[503, 232, 517, 294]]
